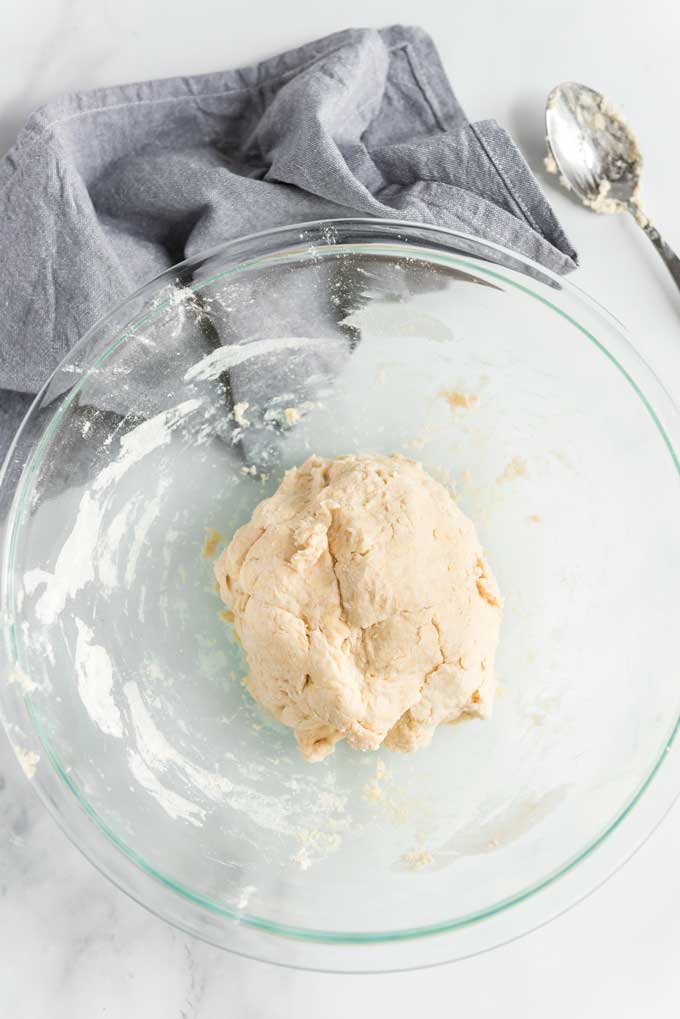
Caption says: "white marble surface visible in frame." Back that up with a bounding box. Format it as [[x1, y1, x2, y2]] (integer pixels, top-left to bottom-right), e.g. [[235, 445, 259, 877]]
[[3, 0, 680, 1015]]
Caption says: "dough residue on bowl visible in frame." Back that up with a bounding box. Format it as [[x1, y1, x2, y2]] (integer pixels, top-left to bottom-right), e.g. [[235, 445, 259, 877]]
[[497, 456, 528, 483], [441, 389, 480, 413], [402, 848, 434, 870], [201, 527, 224, 560], [14, 746, 40, 779]]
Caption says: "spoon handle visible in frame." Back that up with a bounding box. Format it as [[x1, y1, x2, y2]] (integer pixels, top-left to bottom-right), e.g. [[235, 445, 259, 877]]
[[638, 217, 680, 292]]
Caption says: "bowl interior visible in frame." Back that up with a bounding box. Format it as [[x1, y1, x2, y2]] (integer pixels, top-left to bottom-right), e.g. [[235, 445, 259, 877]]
[[4, 225, 680, 943]]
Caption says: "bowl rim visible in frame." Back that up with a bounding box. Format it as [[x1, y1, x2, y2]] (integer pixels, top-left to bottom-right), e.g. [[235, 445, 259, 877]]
[[2, 216, 680, 969]]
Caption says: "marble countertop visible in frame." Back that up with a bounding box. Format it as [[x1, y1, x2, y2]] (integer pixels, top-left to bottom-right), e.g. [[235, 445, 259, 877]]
[[3, 1, 680, 1015]]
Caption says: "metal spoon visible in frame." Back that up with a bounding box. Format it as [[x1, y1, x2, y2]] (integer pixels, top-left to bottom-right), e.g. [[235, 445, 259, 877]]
[[545, 81, 680, 292]]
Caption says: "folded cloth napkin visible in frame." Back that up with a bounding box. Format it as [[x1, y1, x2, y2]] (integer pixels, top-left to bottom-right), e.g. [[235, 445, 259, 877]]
[[0, 24, 577, 463]]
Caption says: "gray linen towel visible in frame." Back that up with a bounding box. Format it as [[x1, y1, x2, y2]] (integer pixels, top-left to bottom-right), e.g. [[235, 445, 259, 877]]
[[0, 24, 577, 462]]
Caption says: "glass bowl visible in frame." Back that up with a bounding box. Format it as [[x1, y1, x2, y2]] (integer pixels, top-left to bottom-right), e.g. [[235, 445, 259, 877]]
[[2, 220, 680, 973]]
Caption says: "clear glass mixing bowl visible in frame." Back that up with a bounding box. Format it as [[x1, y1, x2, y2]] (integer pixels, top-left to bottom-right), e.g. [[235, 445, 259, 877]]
[[2, 220, 680, 972]]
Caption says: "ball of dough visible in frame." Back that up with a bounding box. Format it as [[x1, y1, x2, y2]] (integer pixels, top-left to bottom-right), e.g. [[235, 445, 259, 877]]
[[214, 454, 502, 762]]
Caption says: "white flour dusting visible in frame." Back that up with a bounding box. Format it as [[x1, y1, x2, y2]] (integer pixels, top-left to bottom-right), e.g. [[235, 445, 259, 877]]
[[123, 681, 298, 834], [183, 336, 342, 383], [128, 750, 206, 826], [28, 399, 200, 624], [123, 478, 170, 588], [97, 498, 139, 592], [15, 746, 40, 779], [23, 569, 52, 596], [7, 664, 37, 694], [233, 402, 250, 427], [34, 490, 101, 624], [74, 618, 123, 738], [236, 885, 257, 910]]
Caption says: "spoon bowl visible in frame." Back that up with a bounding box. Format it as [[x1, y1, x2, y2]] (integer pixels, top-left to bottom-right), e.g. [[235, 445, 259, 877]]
[[546, 81, 680, 291], [545, 82, 641, 206]]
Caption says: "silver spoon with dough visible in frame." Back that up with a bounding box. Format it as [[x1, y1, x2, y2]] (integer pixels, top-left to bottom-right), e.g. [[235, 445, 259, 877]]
[[545, 81, 680, 293]]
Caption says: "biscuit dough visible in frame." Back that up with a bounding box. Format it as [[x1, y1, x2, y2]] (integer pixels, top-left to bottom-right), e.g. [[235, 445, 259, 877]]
[[214, 454, 502, 762]]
